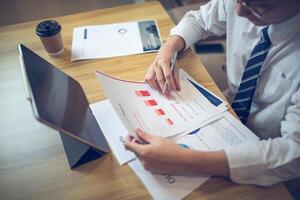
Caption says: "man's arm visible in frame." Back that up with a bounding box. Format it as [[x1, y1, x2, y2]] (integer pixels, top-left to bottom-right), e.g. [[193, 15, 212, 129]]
[[125, 128, 229, 176], [145, 0, 227, 95], [170, 0, 227, 50], [125, 89, 300, 186], [224, 89, 300, 186]]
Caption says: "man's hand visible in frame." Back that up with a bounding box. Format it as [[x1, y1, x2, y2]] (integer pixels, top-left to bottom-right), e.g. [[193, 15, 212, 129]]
[[144, 47, 180, 97], [125, 129, 230, 176], [125, 128, 193, 174], [144, 35, 185, 97]]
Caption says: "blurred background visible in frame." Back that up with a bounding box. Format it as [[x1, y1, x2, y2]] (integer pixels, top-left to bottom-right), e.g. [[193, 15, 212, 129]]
[[0, 0, 227, 92]]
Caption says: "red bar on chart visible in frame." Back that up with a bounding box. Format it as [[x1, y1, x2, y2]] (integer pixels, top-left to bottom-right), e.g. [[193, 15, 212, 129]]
[[135, 90, 151, 97], [155, 109, 165, 116], [166, 119, 174, 125], [144, 99, 158, 106]]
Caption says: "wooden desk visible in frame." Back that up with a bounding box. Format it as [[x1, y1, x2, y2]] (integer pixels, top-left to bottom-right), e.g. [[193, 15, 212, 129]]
[[0, 1, 292, 200]]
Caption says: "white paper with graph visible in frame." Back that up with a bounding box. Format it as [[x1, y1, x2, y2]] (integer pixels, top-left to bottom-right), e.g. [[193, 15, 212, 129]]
[[95, 69, 227, 138], [71, 20, 163, 61], [90, 100, 259, 200]]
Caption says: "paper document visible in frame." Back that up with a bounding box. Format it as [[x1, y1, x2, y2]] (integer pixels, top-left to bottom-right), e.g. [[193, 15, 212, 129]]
[[128, 159, 209, 200], [95, 69, 225, 138], [91, 100, 259, 200], [174, 112, 259, 151], [129, 112, 259, 200], [71, 20, 163, 61], [90, 100, 135, 165]]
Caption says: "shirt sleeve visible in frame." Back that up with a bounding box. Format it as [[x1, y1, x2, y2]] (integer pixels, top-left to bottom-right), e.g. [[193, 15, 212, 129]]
[[224, 89, 300, 186], [170, 0, 227, 50]]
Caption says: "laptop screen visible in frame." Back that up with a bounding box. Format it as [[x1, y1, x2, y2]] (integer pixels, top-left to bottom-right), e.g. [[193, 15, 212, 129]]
[[19, 44, 109, 152]]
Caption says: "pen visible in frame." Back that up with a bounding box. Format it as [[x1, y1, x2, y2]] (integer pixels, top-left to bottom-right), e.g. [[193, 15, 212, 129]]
[[84, 28, 88, 39], [163, 51, 177, 94]]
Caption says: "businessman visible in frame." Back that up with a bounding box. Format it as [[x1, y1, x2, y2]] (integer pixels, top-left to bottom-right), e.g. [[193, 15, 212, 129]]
[[125, 0, 300, 186]]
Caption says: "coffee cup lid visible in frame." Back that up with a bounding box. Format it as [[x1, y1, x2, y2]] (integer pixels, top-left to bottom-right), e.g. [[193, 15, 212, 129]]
[[36, 20, 61, 37]]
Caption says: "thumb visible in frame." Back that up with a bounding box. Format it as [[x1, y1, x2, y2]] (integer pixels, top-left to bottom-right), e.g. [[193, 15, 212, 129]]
[[124, 135, 144, 154], [135, 128, 154, 143]]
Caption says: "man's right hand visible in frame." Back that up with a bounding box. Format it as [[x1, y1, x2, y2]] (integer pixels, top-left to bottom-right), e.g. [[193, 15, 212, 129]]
[[144, 35, 185, 96]]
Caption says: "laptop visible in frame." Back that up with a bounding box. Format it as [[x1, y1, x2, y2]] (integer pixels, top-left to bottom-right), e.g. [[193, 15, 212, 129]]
[[18, 44, 110, 153]]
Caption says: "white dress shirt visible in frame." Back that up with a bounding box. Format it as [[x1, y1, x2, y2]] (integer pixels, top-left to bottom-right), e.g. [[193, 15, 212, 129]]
[[170, 0, 300, 186]]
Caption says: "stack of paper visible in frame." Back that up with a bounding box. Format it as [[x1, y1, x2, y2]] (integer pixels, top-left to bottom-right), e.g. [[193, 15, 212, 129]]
[[90, 69, 259, 200]]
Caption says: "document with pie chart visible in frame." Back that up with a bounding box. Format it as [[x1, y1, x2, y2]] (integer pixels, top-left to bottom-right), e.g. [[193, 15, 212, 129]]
[[71, 20, 162, 61]]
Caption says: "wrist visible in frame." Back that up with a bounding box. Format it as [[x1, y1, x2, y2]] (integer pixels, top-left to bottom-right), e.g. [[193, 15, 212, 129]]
[[185, 150, 230, 177], [164, 35, 186, 53]]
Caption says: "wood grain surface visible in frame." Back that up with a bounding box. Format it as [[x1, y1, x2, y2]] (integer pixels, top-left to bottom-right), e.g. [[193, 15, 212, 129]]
[[0, 1, 292, 200]]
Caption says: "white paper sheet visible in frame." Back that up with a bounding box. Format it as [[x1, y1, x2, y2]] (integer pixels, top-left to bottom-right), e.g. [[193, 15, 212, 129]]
[[90, 99, 259, 200], [95, 69, 224, 138], [179, 69, 227, 108], [175, 112, 259, 152], [128, 159, 209, 200], [71, 20, 163, 61], [90, 100, 135, 165], [128, 112, 259, 200]]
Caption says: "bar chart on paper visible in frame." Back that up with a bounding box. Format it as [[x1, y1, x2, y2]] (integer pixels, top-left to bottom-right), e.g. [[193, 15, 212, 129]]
[[134, 90, 174, 127], [95, 69, 223, 138]]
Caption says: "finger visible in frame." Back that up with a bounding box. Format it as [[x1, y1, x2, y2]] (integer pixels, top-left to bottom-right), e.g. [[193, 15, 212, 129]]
[[173, 65, 181, 91], [125, 134, 134, 142], [146, 77, 161, 92], [124, 136, 145, 154], [154, 65, 166, 92], [164, 87, 174, 100], [161, 63, 176, 92], [145, 71, 161, 92], [135, 128, 153, 143], [125, 135, 144, 145]]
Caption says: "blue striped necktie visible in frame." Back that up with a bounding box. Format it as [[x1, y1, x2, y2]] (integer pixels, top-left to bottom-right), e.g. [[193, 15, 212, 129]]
[[232, 26, 271, 124]]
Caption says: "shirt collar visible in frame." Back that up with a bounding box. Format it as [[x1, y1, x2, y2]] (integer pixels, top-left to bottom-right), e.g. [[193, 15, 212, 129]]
[[265, 12, 300, 45]]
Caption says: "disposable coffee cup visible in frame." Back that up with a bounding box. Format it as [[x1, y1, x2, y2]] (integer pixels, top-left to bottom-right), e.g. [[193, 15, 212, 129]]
[[36, 20, 64, 55]]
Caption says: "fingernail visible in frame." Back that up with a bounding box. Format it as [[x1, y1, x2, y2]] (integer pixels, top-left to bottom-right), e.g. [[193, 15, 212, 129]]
[[135, 128, 142, 132], [126, 135, 133, 141], [167, 94, 174, 100]]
